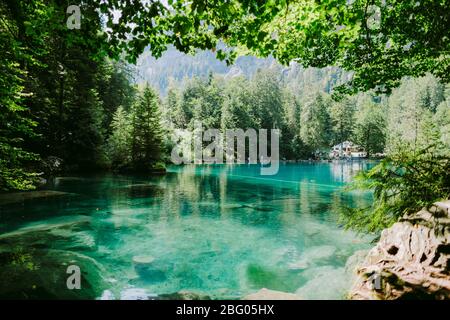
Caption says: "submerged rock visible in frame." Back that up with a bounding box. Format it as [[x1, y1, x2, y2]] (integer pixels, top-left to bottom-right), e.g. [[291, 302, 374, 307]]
[[107, 289, 209, 300], [0, 248, 107, 299], [296, 266, 349, 300], [244, 288, 301, 300], [62, 231, 97, 251], [0, 215, 91, 240], [242, 204, 274, 212], [288, 245, 337, 270], [345, 250, 369, 274], [132, 255, 155, 265], [158, 291, 211, 300], [100, 289, 115, 300], [349, 200, 450, 300], [0, 216, 103, 299], [245, 264, 294, 292], [120, 288, 157, 300], [0, 190, 71, 206], [132, 255, 166, 283]]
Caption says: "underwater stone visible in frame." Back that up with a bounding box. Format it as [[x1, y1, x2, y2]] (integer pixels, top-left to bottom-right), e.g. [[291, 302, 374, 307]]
[[120, 288, 157, 300], [0, 216, 91, 240], [244, 288, 302, 300], [0, 190, 72, 206], [132, 255, 155, 265], [132, 255, 166, 283], [288, 245, 337, 270], [296, 266, 349, 300], [0, 249, 106, 299], [158, 290, 211, 300], [67, 231, 97, 251], [345, 250, 369, 275], [100, 290, 115, 300]]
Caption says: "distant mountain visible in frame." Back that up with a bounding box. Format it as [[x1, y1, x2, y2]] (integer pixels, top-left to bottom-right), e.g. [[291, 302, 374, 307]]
[[135, 47, 275, 94], [135, 46, 351, 96]]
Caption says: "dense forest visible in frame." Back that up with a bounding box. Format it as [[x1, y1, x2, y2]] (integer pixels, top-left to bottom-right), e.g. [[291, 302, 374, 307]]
[[0, 1, 165, 190], [149, 68, 449, 162], [1, 0, 449, 233]]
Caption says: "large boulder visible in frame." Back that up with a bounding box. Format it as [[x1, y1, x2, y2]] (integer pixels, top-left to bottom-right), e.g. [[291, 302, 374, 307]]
[[349, 200, 450, 300]]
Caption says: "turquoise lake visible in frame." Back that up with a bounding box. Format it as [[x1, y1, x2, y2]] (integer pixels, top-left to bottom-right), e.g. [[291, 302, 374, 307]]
[[0, 162, 375, 299]]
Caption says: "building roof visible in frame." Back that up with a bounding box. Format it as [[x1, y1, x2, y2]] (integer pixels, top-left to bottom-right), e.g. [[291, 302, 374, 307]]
[[332, 141, 354, 149]]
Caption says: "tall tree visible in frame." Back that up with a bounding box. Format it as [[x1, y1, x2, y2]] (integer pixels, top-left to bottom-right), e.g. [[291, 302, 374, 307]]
[[280, 90, 304, 159], [221, 76, 256, 131], [300, 90, 332, 154], [434, 99, 450, 148], [107, 106, 132, 170], [180, 76, 224, 130], [353, 94, 386, 157], [130, 85, 164, 171], [329, 98, 355, 146], [386, 75, 446, 153], [249, 69, 284, 130], [98, 61, 136, 134], [0, 23, 38, 190]]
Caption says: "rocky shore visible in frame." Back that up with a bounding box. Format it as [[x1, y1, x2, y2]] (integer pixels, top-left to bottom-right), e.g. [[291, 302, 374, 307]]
[[349, 200, 450, 299]]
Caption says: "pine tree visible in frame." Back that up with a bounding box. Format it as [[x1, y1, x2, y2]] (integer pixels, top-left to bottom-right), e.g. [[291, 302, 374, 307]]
[[0, 30, 38, 190], [434, 99, 450, 149], [385, 76, 446, 153], [353, 95, 386, 157], [300, 90, 332, 155], [130, 85, 164, 171], [249, 69, 284, 130], [329, 97, 355, 146], [220, 76, 255, 130], [108, 106, 132, 169]]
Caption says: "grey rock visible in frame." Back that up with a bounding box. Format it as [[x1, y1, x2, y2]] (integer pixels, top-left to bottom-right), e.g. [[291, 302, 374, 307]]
[[100, 290, 115, 300], [120, 288, 157, 300], [349, 200, 450, 300], [244, 288, 302, 300]]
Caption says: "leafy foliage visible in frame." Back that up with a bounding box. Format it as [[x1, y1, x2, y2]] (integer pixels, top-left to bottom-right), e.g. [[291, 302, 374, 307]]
[[0, 1, 140, 189], [130, 86, 165, 171], [107, 107, 132, 170], [0, 15, 38, 191], [329, 97, 356, 147], [300, 91, 332, 153], [96, 0, 449, 94], [342, 142, 450, 233], [353, 95, 386, 157], [108, 86, 165, 172]]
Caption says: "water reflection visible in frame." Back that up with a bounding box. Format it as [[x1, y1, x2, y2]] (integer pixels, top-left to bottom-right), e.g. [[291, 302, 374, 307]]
[[0, 162, 374, 299]]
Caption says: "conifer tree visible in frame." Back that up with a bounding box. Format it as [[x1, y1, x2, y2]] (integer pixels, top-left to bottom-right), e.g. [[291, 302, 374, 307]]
[[130, 85, 164, 171], [300, 90, 332, 154], [108, 106, 132, 170]]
